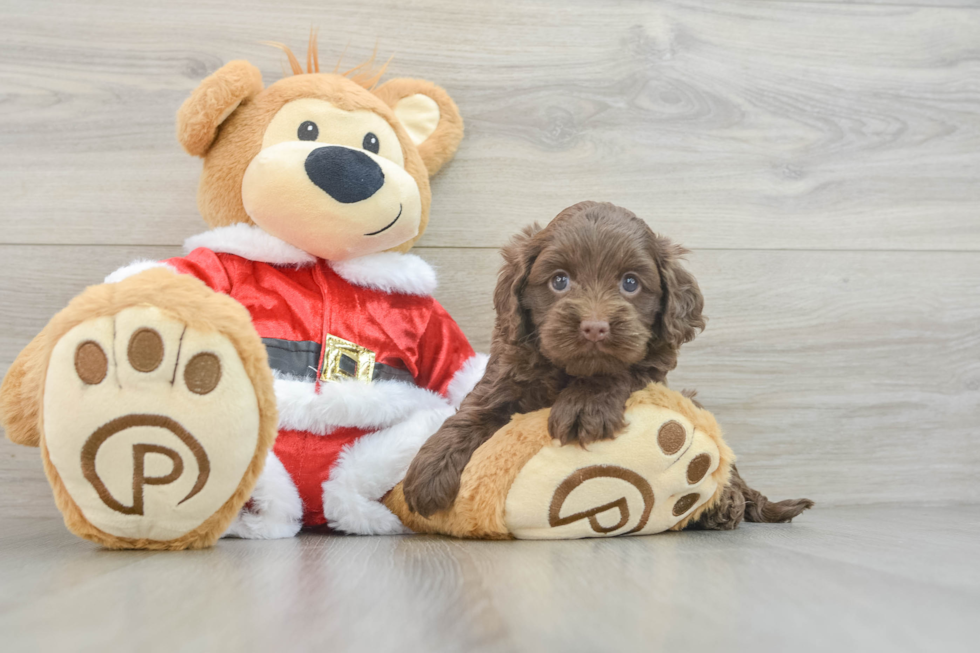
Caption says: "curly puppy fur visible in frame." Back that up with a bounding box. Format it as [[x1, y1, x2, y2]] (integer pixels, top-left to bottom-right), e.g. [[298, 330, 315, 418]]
[[677, 397, 813, 528], [688, 465, 814, 529], [404, 201, 813, 525], [403, 201, 706, 517]]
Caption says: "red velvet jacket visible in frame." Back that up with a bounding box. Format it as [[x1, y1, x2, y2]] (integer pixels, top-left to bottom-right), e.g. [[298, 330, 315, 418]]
[[108, 224, 485, 535]]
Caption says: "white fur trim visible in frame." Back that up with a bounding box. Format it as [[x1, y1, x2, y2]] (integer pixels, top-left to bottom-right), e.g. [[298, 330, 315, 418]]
[[183, 224, 437, 295], [447, 353, 488, 408], [322, 402, 455, 535], [330, 251, 437, 297], [223, 452, 303, 540], [104, 260, 177, 284], [274, 374, 451, 435], [183, 224, 316, 267]]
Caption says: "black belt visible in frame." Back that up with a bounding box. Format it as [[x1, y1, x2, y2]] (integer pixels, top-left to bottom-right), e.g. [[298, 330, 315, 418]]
[[262, 337, 415, 385]]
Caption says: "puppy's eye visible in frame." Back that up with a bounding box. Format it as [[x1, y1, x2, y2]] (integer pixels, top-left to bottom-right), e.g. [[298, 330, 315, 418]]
[[621, 274, 640, 294], [298, 121, 319, 141], [363, 132, 380, 154], [551, 272, 570, 292]]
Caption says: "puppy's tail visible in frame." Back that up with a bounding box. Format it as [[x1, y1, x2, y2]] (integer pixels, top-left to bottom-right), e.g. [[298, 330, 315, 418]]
[[688, 465, 813, 530], [678, 390, 813, 529], [734, 468, 814, 523]]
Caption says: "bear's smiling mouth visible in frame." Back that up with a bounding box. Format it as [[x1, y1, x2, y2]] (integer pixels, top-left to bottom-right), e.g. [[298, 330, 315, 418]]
[[364, 204, 403, 236]]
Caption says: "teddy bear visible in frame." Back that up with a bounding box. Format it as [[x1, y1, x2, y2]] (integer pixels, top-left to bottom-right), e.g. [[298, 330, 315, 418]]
[[0, 38, 486, 549]]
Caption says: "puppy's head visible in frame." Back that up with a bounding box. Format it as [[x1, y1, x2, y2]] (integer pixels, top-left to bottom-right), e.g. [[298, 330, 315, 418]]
[[494, 202, 704, 377]]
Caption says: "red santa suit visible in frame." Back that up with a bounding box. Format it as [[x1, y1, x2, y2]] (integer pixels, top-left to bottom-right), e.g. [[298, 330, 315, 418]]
[[105, 224, 487, 537]]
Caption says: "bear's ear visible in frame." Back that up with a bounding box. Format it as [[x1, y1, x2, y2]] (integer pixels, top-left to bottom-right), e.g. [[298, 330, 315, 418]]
[[177, 60, 264, 157], [373, 78, 464, 176]]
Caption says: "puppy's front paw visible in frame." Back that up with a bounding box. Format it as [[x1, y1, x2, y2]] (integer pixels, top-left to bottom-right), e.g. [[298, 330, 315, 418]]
[[402, 460, 462, 518], [548, 399, 625, 447]]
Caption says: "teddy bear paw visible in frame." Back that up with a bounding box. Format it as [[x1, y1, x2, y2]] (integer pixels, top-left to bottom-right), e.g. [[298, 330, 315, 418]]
[[504, 401, 727, 539], [42, 306, 262, 543]]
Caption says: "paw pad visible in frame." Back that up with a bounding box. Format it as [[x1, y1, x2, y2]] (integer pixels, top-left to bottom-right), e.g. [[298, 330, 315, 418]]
[[672, 493, 700, 516], [687, 454, 711, 484], [127, 327, 165, 372], [184, 352, 221, 395], [657, 420, 685, 454], [74, 341, 107, 385]]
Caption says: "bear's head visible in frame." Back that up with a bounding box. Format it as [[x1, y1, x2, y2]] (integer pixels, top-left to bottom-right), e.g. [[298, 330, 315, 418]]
[[176, 42, 463, 261]]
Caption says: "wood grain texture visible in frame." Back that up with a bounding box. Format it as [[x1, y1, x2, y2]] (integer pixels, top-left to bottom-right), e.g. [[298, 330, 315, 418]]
[[1, 506, 977, 652], [0, 0, 978, 249], [2, 244, 978, 515]]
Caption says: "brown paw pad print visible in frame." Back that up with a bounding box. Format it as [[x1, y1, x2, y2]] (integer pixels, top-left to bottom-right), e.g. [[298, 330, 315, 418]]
[[184, 352, 222, 395], [672, 493, 700, 516], [74, 341, 108, 385], [128, 328, 165, 372], [73, 325, 222, 396], [687, 453, 711, 484], [657, 420, 687, 455]]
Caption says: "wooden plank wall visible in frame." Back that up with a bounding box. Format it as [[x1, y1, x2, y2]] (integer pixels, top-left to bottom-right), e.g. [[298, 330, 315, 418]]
[[1, 0, 977, 518]]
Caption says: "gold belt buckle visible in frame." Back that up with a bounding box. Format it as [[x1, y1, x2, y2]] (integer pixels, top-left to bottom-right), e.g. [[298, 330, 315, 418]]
[[320, 334, 376, 383]]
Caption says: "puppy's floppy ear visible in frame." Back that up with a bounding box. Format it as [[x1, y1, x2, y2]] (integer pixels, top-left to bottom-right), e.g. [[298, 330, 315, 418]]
[[177, 60, 264, 157], [651, 234, 705, 348], [494, 224, 544, 345], [373, 78, 464, 176]]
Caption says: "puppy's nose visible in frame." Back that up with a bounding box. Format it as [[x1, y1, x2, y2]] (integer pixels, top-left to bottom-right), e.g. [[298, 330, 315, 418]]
[[305, 146, 385, 204], [580, 320, 610, 342]]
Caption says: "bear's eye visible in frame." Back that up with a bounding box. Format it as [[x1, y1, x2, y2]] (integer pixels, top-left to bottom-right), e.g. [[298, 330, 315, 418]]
[[298, 121, 319, 141], [551, 272, 570, 293], [621, 274, 640, 294], [363, 132, 380, 154]]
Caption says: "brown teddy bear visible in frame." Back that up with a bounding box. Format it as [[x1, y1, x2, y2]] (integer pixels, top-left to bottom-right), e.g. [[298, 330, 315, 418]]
[[0, 39, 485, 549]]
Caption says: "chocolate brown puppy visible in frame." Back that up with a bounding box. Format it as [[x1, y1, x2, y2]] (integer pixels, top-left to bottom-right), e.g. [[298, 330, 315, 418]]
[[403, 201, 705, 517]]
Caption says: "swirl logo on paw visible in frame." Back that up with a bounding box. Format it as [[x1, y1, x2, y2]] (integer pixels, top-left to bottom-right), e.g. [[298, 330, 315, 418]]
[[80, 414, 210, 516], [548, 465, 655, 535]]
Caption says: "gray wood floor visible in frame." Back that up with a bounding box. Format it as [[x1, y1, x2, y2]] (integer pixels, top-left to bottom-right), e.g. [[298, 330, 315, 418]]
[[1, 0, 978, 650], [2, 505, 977, 653]]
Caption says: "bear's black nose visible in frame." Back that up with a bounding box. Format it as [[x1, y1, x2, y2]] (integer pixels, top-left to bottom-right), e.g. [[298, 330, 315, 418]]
[[304, 146, 385, 204]]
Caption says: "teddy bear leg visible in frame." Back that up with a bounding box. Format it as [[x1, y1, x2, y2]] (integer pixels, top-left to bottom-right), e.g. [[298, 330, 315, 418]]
[[222, 450, 303, 540], [506, 402, 734, 539], [388, 385, 739, 540], [20, 269, 279, 549], [0, 330, 51, 447]]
